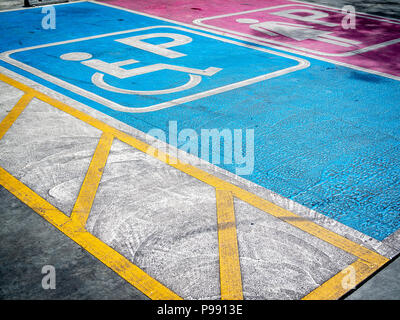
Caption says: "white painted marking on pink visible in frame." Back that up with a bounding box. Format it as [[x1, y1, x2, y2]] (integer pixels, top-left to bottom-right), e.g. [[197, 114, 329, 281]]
[[101, 0, 400, 78]]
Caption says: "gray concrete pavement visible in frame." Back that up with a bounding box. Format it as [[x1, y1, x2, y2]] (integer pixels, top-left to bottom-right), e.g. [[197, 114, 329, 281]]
[[346, 254, 400, 300], [0, 185, 148, 299], [303, 0, 400, 19], [0, 71, 375, 300], [0, 1, 22, 11], [84, 139, 357, 300], [0, 0, 399, 301], [303, 0, 400, 300]]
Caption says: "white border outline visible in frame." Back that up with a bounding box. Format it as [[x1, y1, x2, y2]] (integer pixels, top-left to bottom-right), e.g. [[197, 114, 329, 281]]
[[0, 25, 309, 113], [91, 0, 400, 81], [1, 1, 399, 81], [87, 0, 400, 241], [193, 4, 400, 58]]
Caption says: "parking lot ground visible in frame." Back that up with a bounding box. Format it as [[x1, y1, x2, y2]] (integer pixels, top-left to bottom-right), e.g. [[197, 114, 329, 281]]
[[0, 1, 399, 300]]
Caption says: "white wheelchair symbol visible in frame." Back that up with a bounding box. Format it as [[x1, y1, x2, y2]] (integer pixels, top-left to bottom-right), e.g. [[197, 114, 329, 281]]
[[60, 33, 222, 95]]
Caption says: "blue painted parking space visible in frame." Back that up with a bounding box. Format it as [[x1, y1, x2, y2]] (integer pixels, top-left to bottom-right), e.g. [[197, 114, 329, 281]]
[[0, 1, 399, 241], [6, 26, 305, 112]]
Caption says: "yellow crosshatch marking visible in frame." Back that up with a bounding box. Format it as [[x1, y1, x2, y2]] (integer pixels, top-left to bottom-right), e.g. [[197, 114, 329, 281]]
[[0, 166, 182, 300], [0, 72, 389, 300]]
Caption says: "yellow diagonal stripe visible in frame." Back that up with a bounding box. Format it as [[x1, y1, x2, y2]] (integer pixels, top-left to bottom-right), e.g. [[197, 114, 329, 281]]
[[0, 166, 181, 300], [0, 92, 34, 141], [70, 132, 114, 227], [216, 188, 243, 300], [0, 72, 390, 300], [227, 189, 389, 267], [302, 259, 383, 300]]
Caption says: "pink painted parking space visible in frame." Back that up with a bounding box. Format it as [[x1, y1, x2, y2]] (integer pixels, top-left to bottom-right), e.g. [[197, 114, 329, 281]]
[[101, 0, 400, 79]]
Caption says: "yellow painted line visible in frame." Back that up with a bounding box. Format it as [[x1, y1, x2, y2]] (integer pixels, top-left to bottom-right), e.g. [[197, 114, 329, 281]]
[[302, 259, 383, 300], [0, 72, 390, 299], [216, 188, 243, 300], [0, 166, 181, 300], [227, 189, 389, 267], [70, 132, 114, 227], [0, 92, 33, 141]]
